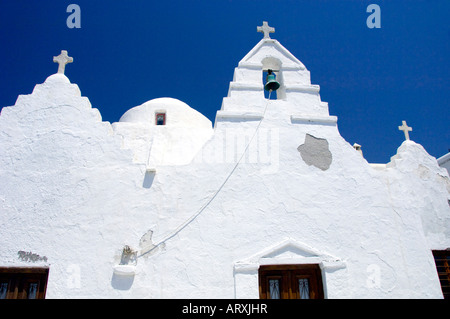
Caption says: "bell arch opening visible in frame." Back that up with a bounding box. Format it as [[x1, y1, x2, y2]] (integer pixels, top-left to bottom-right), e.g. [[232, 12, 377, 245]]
[[261, 57, 284, 100]]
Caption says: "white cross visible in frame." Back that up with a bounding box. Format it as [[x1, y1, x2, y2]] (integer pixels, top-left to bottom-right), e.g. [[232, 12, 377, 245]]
[[257, 21, 275, 39], [398, 120, 412, 140], [53, 50, 73, 74]]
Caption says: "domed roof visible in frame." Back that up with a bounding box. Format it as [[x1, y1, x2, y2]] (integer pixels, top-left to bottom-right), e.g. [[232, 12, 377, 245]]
[[44, 73, 71, 84], [119, 97, 212, 129]]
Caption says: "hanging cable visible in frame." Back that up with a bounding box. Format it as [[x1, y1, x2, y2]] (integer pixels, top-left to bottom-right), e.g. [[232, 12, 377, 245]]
[[138, 90, 273, 258]]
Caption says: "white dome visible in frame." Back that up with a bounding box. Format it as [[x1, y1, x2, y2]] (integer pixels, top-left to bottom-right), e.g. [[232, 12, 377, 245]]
[[119, 97, 212, 129], [114, 97, 214, 166], [44, 73, 71, 84]]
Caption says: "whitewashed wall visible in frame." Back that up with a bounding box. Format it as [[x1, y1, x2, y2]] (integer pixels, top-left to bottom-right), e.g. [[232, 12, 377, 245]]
[[1, 39, 449, 299]]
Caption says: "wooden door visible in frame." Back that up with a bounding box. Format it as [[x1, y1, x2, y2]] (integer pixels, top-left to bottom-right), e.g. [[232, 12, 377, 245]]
[[259, 264, 324, 299], [0, 268, 49, 299]]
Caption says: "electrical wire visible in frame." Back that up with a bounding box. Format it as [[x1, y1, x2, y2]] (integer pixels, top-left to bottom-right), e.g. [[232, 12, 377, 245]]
[[138, 90, 273, 258]]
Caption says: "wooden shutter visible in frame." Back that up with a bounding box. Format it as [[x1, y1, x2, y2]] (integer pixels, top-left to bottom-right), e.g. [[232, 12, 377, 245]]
[[259, 264, 324, 299], [0, 267, 49, 299], [432, 250, 450, 299]]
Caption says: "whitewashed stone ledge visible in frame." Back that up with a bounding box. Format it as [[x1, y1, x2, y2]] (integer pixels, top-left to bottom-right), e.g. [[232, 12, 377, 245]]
[[234, 259, 346, 273], [290, 114, 338, 125], [229, 82, 263, 91], [113, 265, 136, 276], [370, 163, 387, 170], [238, 61, 305, 71], [216, 111, 264, 120], [229, 83, 320, 93], [285, 84, 320, 93], [146, 166, 157, 173]]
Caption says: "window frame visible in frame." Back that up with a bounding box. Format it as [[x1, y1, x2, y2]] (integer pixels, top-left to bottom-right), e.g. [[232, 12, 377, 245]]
[[155, 112, 166, 126], [432, 250, 450, 299], [0, 267, 49, 299], [259, 264, 324, 299]]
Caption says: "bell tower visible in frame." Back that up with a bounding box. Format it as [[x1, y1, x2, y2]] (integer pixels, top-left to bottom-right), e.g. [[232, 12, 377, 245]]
[[216, 22, 335, 126]]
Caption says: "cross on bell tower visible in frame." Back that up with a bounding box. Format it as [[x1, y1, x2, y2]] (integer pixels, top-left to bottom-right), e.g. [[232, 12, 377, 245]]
[[53, 50, 73, 75], [257, 21, 275, 39], [398, 120, 413, 140]]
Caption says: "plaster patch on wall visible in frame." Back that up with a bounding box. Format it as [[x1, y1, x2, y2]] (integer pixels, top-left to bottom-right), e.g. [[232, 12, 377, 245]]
[[18, 251, 48, 263], [138, 229, 165, 257], [297, 134, 332, 171], [140, 230, 155, 251]]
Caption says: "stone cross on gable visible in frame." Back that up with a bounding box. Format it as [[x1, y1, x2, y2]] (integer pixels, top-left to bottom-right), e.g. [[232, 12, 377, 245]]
[[53, 50, 73, 74], [257, 21, 275, 39], [398, 120, 413, 140]]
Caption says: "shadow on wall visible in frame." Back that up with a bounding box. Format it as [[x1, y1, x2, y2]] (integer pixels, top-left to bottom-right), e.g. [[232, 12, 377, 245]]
[[111, 273, 135, 290], [143, 171, 155, 189]]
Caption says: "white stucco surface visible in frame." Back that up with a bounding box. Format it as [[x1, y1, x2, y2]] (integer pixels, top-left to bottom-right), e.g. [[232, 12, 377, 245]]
[[438, 152, 450, 175], [113, 98, 213, 166], [1, 38, 449, 299]]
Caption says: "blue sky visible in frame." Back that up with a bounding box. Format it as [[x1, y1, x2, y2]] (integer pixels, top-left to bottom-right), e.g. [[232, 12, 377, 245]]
[[0, 0, 448, 164]]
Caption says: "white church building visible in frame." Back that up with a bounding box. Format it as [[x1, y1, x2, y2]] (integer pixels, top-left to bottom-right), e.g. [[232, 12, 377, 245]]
[[1, 22, 449, 299]]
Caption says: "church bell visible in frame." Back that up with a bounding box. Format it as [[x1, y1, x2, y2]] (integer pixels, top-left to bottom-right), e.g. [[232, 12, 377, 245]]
[[264, 69, 280, 91]]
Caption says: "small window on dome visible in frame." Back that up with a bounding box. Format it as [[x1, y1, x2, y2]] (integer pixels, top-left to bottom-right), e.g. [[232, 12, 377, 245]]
[[156, 113, 166, 126]]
